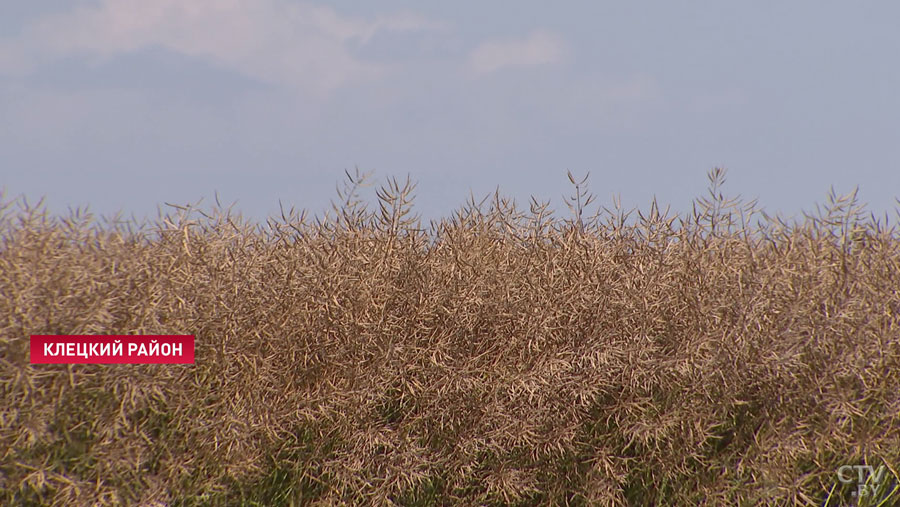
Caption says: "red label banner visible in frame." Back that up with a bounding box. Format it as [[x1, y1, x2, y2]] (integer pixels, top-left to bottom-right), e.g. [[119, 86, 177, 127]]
[[30, 335, 195, 364]]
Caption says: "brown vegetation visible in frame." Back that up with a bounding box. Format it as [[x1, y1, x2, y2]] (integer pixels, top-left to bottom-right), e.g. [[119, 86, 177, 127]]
[[2, 169, 899, 505]]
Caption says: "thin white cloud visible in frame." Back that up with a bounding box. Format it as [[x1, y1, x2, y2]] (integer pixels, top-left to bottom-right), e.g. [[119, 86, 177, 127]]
[[468, 30, 567, 74], [0, 0, 441, 95]]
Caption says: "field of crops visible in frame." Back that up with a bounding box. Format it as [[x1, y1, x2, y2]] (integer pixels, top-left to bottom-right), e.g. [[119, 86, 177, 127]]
[[2, 170, 899, 505]]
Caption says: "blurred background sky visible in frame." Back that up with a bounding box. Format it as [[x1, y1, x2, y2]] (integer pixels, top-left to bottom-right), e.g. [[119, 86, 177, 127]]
[[2, 1, 898, 224]]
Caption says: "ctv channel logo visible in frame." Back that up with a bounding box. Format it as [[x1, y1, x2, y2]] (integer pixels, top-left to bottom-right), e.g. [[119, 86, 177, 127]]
[[835, 464, 896, 501]]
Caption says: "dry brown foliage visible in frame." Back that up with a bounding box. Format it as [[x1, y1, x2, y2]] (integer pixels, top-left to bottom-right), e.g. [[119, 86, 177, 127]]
[[1, 169, 899, 505]]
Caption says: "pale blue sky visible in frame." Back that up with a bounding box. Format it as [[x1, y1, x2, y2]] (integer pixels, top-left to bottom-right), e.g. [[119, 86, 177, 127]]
[[2, 1, 898, 223]]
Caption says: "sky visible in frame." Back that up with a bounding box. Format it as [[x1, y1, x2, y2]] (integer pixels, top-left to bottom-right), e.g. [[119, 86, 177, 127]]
[[2, 1, 899, 225]]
